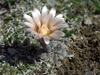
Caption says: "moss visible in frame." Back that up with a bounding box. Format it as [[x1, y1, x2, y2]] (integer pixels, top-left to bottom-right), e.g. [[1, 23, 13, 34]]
[[6, 40, 9, 43], [78, 18, 81, 24], [25, 33, 28, 36], [18, 40, 21, 44], [15, 34, 18, 38], [21, 0, 25, 2], [13, 21, 19, 26], [58, 0, 64, 3], [40, 64, 46, 68], [27, 63, 36, 67], [3, 34, 7, 40], [91, 0, 100, 14], [5, 0, 21, 5], [68, 13, 77, 19], [41, 0, 47, 3], [71, 0, 82, 4], [66, 18, 70, 22], [19, 37, 24, 40], [7, 16, 12, 20], [17, 9, 23, 15], [19, 66, 27, 70], [2, 26, 5, 29], [63, 29, 75, 37], [12, 12, 16, 17], [54, 0, 86, 20], [17, 28, 21, 32], [7, 32, 11, 36], [10, 37, 13, 40], [89, 14, 94, 17]]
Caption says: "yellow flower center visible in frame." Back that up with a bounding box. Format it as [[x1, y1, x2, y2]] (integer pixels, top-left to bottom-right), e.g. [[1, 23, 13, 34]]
[[41, 24, 49, 35]]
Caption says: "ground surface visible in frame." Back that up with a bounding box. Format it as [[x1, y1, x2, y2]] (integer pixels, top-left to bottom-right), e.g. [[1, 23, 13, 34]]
[[56, 16, 100, 75], [0, 0, 100, 75]]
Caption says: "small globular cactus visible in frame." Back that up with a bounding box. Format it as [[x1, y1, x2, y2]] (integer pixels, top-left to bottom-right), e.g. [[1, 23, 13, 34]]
[[24, 6, 68, 55]]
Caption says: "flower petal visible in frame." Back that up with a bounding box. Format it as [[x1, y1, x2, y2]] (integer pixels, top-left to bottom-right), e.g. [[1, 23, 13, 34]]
[[54, 18, 64, 26], [43, 36, 50, 44], [42, 6, 48, 23], [31, 11, 41, 27], [49, 33, 59, 39], [49, 8, 56, 18], [24, 22, 34, 28], [50, 24, 68, 31], [27, 28, 38, 35], [47, 8, 56, 27], [44, 15, 49, 26], [52, 30, 65, 36], [50, 18, 64, 28], [39, 34, 44, 38], [50, 14, 63, 25], [34, 8, 40, 17], [24, 14, 36, 26], [56, 14, 63, 18]]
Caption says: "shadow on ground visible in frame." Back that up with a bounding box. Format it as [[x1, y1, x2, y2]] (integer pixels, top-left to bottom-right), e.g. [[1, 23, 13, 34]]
[[0, 38, 46, 66]]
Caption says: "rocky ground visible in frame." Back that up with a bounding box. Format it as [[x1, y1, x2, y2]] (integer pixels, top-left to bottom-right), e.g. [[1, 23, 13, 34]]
[[0, 0, 100, 75], [55, 16, 100, 75]]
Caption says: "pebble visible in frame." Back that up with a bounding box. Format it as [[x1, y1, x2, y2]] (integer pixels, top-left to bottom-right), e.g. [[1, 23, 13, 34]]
[[72, 34, 76, 40], [0, 8, 7, 15], [8, 48, 17, 55], [84, 17, 92, 25], [56, 61, 62, 68], [1, 49, 6, 53]]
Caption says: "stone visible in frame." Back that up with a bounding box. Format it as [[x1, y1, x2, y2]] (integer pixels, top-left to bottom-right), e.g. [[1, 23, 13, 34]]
[[0, 35, 3, 43], [8, 48, 17, 55], [0, 8, 7, 15], [1, 49, 6, 53], [0, 0, 5, 6], [27, 56, 32, 60], [72, 34, 76, 40], [56, 61, 62, 68], [84, 17, 92, 25]]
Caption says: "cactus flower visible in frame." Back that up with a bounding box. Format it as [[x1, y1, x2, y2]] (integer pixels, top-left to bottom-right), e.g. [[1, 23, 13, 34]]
[[24, 6, 68, 44]]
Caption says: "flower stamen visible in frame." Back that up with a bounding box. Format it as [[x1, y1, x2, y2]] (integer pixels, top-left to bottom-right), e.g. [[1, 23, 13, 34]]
[[41, 24, 50, 36]]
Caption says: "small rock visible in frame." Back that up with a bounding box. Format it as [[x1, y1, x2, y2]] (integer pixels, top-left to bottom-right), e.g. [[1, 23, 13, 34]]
[[0, 27, 2, 38], [0, 0, 5, 5], [85, 71, 96, 75], [56, 61, 62, 68], [84, 17, 92, 25], [66, 53, 74, 59], [94, 31, 100, 34], [81, 37, 83, 40], [0, 35, 3, 43], [46, 63, 51, 68], [62, 48, 67, 57], [0, 8, 7, 15], [8, 48, 17, 55], [27, 56, 32, 60], [0, 20, 4, 26], [72, 34, 76, 40], [1, 49, 6, 53]]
